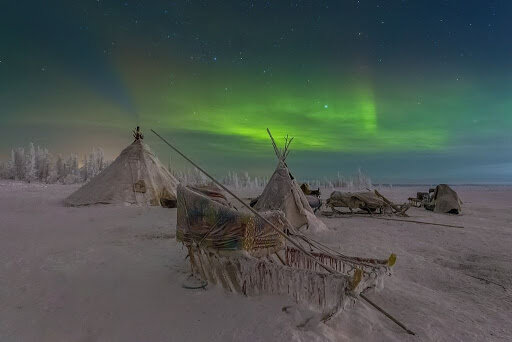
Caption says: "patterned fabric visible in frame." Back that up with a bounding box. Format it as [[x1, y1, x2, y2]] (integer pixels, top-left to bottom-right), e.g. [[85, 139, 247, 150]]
[[176, 185, 286, 252]]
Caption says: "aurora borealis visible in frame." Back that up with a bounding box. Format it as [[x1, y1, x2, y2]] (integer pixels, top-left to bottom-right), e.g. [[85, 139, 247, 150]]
[[1, 1, 511, 182]]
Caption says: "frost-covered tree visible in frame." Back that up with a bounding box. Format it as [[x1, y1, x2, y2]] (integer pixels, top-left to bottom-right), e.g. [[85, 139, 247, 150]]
[[13, 147, 25, 180], [66, 154, 80, 182], [355, 168, 372, 190], [0, 160, 11, 179], [55, 154, 65, 180], [0, 150, 16, 179], [35, 146, 52, 182], [66, 154, 79, 176], [24, 143, 37, 182], [92, 147, 105, 175], [82, 147, 106, 182], [0, 143, 114, 184], [61, 153, 81, 184]]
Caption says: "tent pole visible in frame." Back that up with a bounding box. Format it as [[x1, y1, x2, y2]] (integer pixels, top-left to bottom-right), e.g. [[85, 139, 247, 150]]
[[266, 128, 282, 160], [360, 293, 416, 335], [365, 216, 464, 229]]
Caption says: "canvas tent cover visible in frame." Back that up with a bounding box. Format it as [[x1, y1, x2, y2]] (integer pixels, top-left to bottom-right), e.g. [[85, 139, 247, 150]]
[[428, 184, 462, 214], [328, 191, 387, 211], [65, 140, 178, 207], [254, 160, 327, 231]]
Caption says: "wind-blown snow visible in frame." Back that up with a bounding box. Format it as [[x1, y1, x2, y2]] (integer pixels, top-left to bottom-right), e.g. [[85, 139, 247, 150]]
[[0, 181, 511, 341]]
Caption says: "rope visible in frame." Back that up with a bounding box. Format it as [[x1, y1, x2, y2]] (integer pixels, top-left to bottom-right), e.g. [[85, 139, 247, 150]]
[[182, 274, 208, 289]]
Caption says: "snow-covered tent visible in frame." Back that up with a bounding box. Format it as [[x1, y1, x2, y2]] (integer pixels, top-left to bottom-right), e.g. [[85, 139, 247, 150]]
[[253, 129, 326, 232], [65, 134, 179, 207], [425, 184, 462, 214]]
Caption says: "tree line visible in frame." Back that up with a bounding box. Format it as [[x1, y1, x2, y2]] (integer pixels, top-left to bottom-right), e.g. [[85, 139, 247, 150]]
[[0, 143, 109, 184]]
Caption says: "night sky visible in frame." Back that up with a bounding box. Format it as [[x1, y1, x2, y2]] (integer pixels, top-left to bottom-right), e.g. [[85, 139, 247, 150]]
[[1, 1, 511, 183]]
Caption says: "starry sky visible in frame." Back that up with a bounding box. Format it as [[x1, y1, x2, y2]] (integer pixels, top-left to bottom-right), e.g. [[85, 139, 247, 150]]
[[1, 1, 511, 183]]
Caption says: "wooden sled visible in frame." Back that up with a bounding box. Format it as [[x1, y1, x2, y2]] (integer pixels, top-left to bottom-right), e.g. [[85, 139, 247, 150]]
[[177, 184, 395, 320]]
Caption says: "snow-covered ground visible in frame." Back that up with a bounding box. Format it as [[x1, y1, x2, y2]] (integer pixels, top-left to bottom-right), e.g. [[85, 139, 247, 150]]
[[1, 180, 511, 341]]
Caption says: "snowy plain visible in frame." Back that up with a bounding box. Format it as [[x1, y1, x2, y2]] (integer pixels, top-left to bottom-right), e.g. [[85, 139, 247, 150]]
[[0, 180, 511, 341]]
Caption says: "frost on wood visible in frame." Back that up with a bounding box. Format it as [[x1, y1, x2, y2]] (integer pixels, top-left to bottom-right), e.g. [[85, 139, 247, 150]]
[[188, 248, 390, 318], [284, 248, 390, 293]]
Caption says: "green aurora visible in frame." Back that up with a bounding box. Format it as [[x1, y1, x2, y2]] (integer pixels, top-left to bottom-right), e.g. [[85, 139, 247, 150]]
[[1, 1, 511, 183]]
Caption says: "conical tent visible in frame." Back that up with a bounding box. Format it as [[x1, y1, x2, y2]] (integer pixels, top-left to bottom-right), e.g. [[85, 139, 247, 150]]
[[254, 129, 326, 231], [65, 138, 179, 207]]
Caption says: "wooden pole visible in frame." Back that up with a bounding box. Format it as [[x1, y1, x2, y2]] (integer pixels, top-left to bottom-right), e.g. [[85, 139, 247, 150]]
[[275, 252, 288, 266], [360, 293, 416, 335], [365, 216, 464, 229], [151, 129, 337, 274], [266, 128, 282, 160]]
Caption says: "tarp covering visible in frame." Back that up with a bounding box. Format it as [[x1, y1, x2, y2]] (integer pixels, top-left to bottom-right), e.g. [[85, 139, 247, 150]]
[[328, 191, 387, 211], [427, 184, 462, 214], [176, 184, 286, 252], [254, 161, 326, 231], [65, 140, 179, 207]]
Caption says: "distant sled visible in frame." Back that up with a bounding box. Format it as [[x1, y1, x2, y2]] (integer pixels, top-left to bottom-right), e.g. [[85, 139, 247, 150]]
[[325, 190, 410, 216]]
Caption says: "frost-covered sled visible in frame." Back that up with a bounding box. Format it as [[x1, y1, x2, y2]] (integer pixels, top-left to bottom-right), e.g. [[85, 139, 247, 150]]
[[325, 190, 409, 217], [408, 192, 430, 208], [176, 184, 395, 320]]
